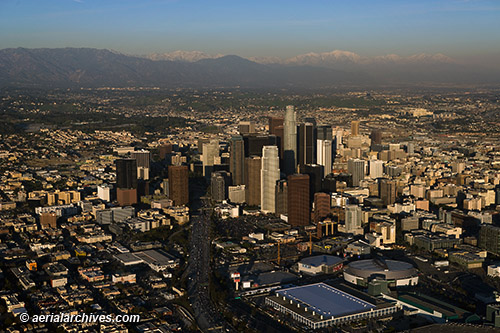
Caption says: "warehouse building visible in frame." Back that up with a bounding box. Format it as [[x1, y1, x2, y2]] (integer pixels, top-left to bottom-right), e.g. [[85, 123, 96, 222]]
[[266, 282, 399, 329]]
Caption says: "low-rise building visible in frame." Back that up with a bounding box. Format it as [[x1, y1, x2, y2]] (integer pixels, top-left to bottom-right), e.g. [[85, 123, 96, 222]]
[[298, 255, 343, 275]]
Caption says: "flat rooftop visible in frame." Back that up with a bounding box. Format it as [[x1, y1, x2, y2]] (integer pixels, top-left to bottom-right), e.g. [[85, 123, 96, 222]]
[[276, 282, 375, 318]]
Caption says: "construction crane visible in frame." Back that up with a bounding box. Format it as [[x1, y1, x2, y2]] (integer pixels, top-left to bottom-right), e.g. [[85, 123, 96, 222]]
[[276, 240, 300, 265], [309, 231, 312, 255]]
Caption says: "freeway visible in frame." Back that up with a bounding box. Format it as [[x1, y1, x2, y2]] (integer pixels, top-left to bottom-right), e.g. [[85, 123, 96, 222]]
[[187, 206, 234, 332]]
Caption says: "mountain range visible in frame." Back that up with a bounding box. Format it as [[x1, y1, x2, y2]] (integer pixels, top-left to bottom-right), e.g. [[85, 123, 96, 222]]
[[0, 47, 498, 89]]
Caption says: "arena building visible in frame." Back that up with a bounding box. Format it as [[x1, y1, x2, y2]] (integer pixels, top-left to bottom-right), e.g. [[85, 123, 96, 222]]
[[343, 258, 418, 287], [265, 282, 399, 329]]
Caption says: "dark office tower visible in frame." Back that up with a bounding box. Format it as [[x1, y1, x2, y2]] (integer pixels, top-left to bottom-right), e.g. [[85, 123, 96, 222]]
[[116, 158, 137, 189], [322, 173, 337, 193], [301, 164, 324, 203], [370, 130, 382, 145], [275, 125, 284, 159], [229, 136, 245, 185], [211, 171, 231, 202], [298, 122, 315, 167], [284, 105, 297, 176], [116, 158, 138, 206], [168, 165, 189, 206], [351, 120, 360, 136], [288, 174, 310, 226], [304, 117, 317, 126], [132, 149, 151, 180], [243, 134, 278, 157], [268, 116, 284, 135], [336, 172, 354, 188], [213, 164, 230, 173], [268, 116, 285, 159], [314, 192, 331, 224], [275, 180, 288, 216], [131, 150, 151, 169], [496, 185, 500, 205], [347, 159, 365, 187], [379, 178, 397, 206], [317, 125, 332, 141], [238, 121, 256, 134], [245, 156, 261, 206], [159, 143, 173, 160]]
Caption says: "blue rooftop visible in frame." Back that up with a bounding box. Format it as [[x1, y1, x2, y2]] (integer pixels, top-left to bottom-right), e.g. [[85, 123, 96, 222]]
[[300, 255, 343, 267], [276, 283, 375, 318]]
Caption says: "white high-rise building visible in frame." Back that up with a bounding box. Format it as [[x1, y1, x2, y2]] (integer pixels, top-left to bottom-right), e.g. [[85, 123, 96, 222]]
[[202, 140, 219, 176], [333, 128, 343, 150], [261, 146, 280, 213], [97, 184, 112, 202], [345, 205, 362, 233], [369, 160, 384, 179], [284, 105, 297, 175], [317, 139, 332, 177]]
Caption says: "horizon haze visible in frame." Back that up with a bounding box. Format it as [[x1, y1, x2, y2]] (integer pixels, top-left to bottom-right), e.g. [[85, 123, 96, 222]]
[[1, 0, 499, 71]]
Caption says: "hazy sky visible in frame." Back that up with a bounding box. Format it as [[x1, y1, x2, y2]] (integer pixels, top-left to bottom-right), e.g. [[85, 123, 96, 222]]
[[1, 0, 499, 63]]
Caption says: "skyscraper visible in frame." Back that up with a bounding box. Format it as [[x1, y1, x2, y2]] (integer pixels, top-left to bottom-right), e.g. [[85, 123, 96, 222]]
[[238, 121, 256, 135], [268, 116, 284, 136], [317, 139, 332, 177], [229, 136, 245, 185], [202, 139, 219, 177], [379, 178, 397, 206], [115, 158, 138, 206], [348, 159, 365, 187], [131, 150, 151, 180], [370, 130, 382, 145], [245, 156, 261, 206], [116, 158, 137, 190], [168, 165, 189, 206], [345, 205, 362, 233], [317, 125, 332, 141], [284, 105, 297, 175], [261, 146, 280, 213], [314, 192, 330, 224], [268, 116, 284, 160], [298, 122, 315, 167], [369, 160, 384, 179], [275, 180, 288, 216], [287, 174, 310, 226], [243, 134, 278, 157], [351, 120, 360, 136], [131, 149, 151, 169], [211, 171, 231, 202], [333, 128, 343, 151], [159, 143, 173, 160], [301, 164, 324, 204]]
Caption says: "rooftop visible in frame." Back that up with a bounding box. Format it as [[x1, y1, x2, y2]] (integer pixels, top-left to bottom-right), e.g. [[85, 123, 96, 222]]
[[276, 282, 375, 318], [300, 255, 343, 267]]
